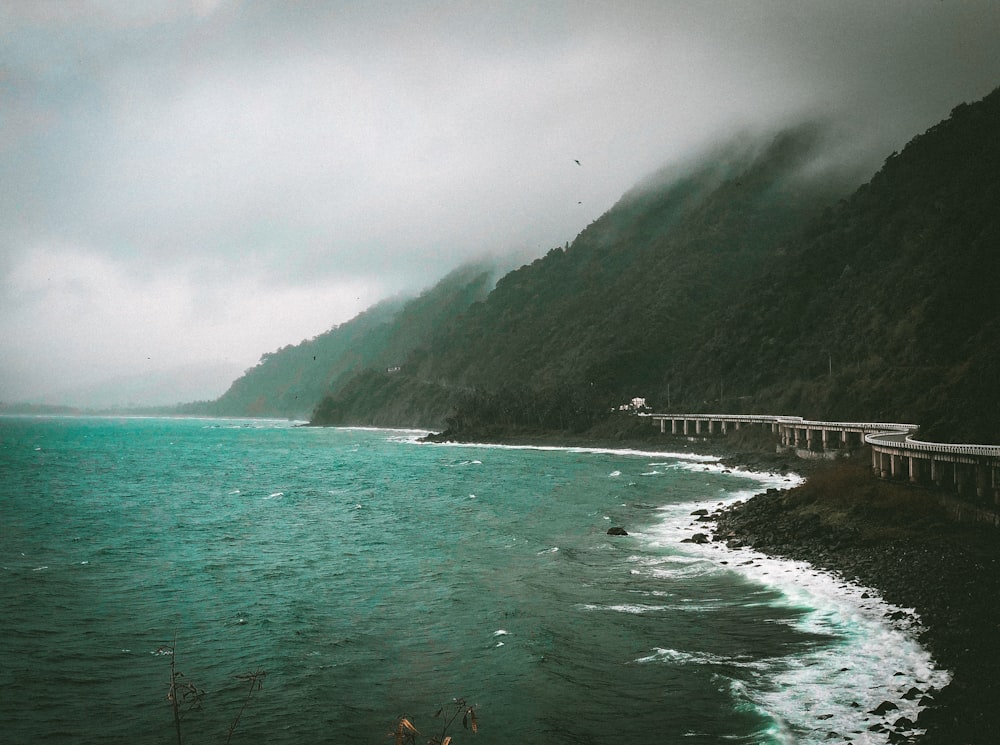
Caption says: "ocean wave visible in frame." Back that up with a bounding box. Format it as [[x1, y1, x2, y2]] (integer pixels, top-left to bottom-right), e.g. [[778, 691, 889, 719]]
[[636, 646, 764, 669], [641, 475, 950, 745]]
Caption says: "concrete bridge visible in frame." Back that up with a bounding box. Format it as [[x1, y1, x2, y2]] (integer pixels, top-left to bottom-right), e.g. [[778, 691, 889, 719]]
[[649, 413, 1000, 507]]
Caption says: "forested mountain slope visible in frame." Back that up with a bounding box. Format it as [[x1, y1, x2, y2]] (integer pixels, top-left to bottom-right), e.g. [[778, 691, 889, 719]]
[[312, 124, 858, 429], [200, 264, 496, 419], [313, 86, 1000, 442], [683, 88, 1000, 442]]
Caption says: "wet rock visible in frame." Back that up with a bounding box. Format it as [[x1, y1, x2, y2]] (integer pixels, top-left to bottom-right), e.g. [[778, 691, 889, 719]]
[[691, 508, 709, 516], [607, 526, 629, 536], [681, 532, 710, 544], [870, 701, 899, 715], [893, 716, 915, 730], [901, 687, 923, 700]]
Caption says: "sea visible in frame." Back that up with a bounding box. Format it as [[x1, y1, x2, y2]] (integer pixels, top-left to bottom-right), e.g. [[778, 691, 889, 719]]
[[0, 416, 949, 745]]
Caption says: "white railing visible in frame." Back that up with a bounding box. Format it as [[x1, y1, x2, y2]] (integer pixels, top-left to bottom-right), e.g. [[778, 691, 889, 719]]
[[654, 412, 1000, 460], [866, 431, 1000, 458], [653, 413, 918, 433]]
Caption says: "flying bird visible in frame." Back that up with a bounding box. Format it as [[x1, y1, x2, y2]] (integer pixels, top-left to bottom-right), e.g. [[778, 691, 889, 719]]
[[574, 159, 581, 166]]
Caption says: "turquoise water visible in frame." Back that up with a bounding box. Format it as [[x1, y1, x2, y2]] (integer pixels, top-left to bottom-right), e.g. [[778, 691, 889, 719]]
[[0, 417, 946, 744]]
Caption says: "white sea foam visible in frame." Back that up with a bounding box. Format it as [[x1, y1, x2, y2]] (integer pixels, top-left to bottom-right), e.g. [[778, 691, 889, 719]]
[[581, 602, 673, 615], [636, 647, 765, 669], [418, 438, 719, 462], [642, 470, 950, 745]]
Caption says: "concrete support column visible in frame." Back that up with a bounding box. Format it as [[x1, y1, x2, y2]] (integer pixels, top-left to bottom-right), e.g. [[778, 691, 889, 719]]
[[683, 419, 689, 436], [891, 453, 903, 479], [806, 429, 814, 451], [671, 419, 678, 435], [721, 421, 728, 435], [695, 419, 702, 435], [931, 458, 940, 486], [821, 429, 829, 450], [976, 462, 988, 500], [955, 463, 968, 496]]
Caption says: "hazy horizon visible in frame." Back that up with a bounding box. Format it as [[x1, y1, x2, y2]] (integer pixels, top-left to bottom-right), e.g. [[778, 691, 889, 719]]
[[3, 1, 999, 407]]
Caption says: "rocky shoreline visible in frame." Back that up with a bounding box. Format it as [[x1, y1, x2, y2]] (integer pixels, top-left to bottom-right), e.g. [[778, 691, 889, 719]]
[[427, 428, 999, 742], [709, 458, 1000, 745]]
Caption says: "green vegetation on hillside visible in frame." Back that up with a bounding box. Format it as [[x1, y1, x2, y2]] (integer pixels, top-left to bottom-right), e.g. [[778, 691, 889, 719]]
[[313, 88, 1000, 443], [194, 264, 497, 420]]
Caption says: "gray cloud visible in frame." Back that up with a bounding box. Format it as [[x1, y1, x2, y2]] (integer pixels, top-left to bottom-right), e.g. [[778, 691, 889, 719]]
[[2, 0, 999, 404]]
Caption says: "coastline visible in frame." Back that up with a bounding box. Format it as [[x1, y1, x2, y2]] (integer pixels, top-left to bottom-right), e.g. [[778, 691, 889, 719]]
[[428, 428, 997, 744], [709, 458, 1000, 745]]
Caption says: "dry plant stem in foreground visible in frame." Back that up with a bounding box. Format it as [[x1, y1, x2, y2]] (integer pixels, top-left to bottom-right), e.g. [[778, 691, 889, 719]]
[[391, 698, 479, 745], [159, 636, 265, 745], [159, 636, 205, 745], [225, 669, 267, 745]]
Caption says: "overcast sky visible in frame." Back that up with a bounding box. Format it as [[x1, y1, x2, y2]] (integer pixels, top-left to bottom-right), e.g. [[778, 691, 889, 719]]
[[2, 0, 999, 406]]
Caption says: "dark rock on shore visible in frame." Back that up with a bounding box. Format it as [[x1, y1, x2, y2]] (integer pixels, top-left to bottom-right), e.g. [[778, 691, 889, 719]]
[[681, 532, 710, 544], [711, 458, 1000, 745], [607, 526, 629, 536]]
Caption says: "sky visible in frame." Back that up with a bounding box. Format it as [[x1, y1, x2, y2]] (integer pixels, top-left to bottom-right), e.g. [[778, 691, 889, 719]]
[[2, 0, 1000, 406]]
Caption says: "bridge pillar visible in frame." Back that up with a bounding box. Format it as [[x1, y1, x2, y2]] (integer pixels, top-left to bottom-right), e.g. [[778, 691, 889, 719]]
[[876, 450, 890, 479], [976, 461, 988, 500], [683, 419, 689, 435], [721, 421, 728, 435], [955, 463, 970, 497], [909, 455, 929, 485], [821, 429, 829, 450], [891, 453, 904, 479]]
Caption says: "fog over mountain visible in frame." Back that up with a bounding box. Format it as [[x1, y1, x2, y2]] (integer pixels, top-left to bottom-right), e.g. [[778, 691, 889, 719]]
[[2, 1, 999, 406]]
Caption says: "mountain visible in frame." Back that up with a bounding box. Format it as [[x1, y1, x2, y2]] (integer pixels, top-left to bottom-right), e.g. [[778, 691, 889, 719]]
[[683, 88, 1000, 442], [198, 264, 497, 420], [311, 123, 862, 431], [312, 86, 1000, 443]]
